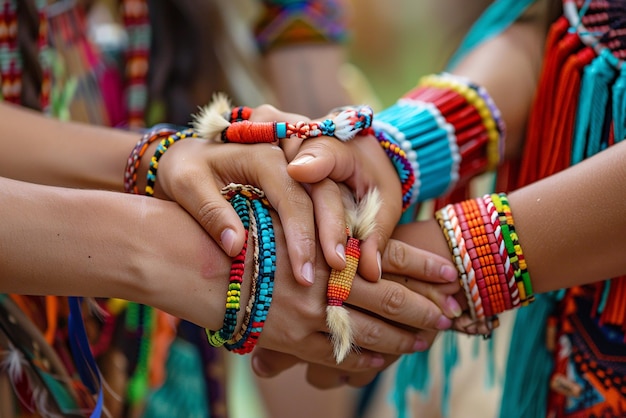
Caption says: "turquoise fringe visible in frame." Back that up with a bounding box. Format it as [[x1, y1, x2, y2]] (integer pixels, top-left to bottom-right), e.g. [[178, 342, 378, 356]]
[[446, 0, 536, 70], [497, 294, 555, 418]]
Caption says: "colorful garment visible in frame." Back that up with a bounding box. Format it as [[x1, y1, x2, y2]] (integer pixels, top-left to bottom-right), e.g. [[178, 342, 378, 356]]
[[393, 1, 626, 417], [0, 1, 229, 417]]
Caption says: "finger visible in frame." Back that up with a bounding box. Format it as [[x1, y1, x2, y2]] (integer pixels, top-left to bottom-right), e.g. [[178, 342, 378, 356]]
[[348, 275, 453, 332], [308, 179, 349, 271], [347, 306, 436, 354], [382, 238, 459, 284], [384, 273, 463, 319], [305, 364, 348, 389], [260, 330, 390, 372], [251, 349, 302, 378], [305, 361, 390, 389], [247, 104, 308, 160], [256, 146, 317, 286], [158, 141, 247, 256], [287, 139, 357, 184]]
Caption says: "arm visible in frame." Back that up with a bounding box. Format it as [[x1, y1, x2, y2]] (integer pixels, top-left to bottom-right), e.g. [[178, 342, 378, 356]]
[[0, 102, 319, 286], [449, 0, 558, 159], [393, 139, 626, 294], [0, 175, 455, 371]]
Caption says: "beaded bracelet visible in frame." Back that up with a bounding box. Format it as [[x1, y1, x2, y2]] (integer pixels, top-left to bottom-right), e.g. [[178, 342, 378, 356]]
[[145, 128, 197, 197], [326, 189, 380, 363], [193, 93, 373, 144], [372, 128, 416, 212], [254, 0, 347, 54], [375, 72, 505, 207], [206, 193, 251, 347], [124, 124, 178, 194], [436, 193, 533, 335], [222, 184, 276, 355]]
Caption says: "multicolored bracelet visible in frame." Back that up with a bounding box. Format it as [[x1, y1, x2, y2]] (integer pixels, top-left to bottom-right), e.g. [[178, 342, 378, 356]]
[[145, 128, 197, 197], [206, 192, 251, 347], [374, 72, 505, 207], [124, 124, 178, 194], [193, 93, 373, 144], [222, 184, 276, 355], [254, 0, 347, 54], [436, 193, 532, 335]]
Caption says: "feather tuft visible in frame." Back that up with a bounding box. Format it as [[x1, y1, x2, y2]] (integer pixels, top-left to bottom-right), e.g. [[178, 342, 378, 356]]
[[326, 305, 355, 363], [192, 92, 232, 141], [344, 188, 381, 240]]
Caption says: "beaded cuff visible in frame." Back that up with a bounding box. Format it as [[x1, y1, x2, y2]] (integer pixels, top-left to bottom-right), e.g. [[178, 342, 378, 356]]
[[375, 72, 505, 206], [436, 193, 533, 336]]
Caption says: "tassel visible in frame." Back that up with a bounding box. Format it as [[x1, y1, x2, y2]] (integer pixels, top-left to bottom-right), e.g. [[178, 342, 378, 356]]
[[571, 50, 617, 165], [192, 92, 233, 141], [392, 350, 431, 418], [326, 188, 381, 363], [440, 332, 459, 418], [498, 294, 555, 418], [519, 28, 583, 186], [544, 47, 595, 177], [612, 65, 626, 142]]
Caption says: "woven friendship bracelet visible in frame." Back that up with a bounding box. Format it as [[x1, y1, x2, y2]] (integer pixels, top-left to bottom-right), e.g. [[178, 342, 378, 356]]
[[496, 193, 534, 305], [483, 194, 520, 308], [124, 124, 178, 194]]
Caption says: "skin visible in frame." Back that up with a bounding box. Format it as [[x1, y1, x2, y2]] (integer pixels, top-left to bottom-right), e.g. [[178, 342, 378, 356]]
[[0, 102, 315, 286], [247, 0, 609, 388], [0, 174, 459, 372]]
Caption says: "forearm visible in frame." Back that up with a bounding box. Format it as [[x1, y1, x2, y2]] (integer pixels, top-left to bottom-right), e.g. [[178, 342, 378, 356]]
[[510, 140, 626, 291], [264, 44, 352, 117], [0, 102, 138, 191], [0, 176, 231, 329], [394, 141, 626, 294]]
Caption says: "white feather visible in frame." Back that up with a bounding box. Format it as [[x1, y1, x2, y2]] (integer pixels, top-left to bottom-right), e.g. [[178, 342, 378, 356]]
[[191, 92, 232, 141]]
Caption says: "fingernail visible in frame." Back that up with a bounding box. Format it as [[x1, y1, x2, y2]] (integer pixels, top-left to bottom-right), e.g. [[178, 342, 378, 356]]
[[251, 355, 270, 377], [220, 228, 237, 255], [436, 315, 453, 330], [413, 337, 428, 352], [301, 262, 314, 285], [440, 265, 458, 282], [336, 243, 346, 263], [446, 296, 463, 318], [376, 251, 382, 281], [369, 354, 385, 368], [290, 154, 315, 166]]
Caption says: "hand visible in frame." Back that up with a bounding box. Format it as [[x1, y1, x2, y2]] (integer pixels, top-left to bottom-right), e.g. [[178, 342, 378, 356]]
[[250, 105, 404, 282], [155, 137, 318, 287], [250, 229, 461, 383]]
